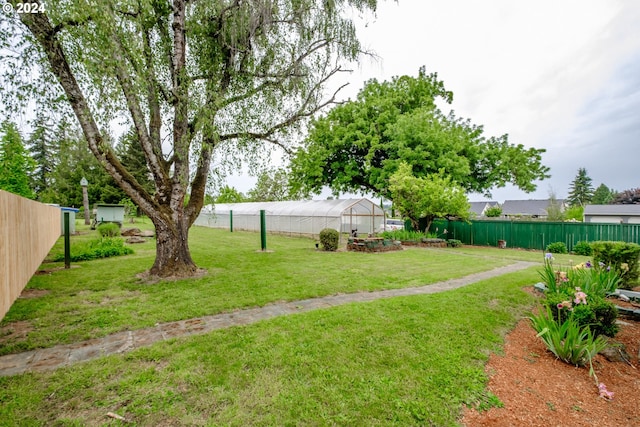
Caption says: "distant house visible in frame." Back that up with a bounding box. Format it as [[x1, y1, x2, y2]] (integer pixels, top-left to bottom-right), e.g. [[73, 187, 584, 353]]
[[583, 204, 640, 224], [469, 201, 499, 218], [501, 199, 566, 219]]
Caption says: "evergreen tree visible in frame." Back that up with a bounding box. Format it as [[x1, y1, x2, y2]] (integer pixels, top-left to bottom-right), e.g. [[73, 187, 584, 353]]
[[27, 113, 57, 199], [116, 128, 154, 195], [567, 168, 594, 206], [0, 121, 35, 199], [44, 129, 126, 207], [592, 183, 616, 204]]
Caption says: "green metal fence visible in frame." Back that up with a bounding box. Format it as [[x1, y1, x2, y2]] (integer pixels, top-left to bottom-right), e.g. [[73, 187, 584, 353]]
[[429, 219, 640, 251]]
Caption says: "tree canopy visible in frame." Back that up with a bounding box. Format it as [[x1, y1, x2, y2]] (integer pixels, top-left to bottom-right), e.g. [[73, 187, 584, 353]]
[[592, 183, 616, 205], [289, 67, 550, 200], [0, 121, 35, 199], [389, 162, 470, 232], [247, 168, 305, 202], [3, 0, 377, 277], [214, 185, 247, 204]]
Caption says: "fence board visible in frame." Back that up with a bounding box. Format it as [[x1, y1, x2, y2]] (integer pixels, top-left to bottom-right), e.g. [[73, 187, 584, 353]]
[[0, 191, 60, 320]]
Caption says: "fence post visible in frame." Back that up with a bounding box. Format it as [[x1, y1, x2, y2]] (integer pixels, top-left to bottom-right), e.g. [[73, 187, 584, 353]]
[[260, 209, 267, 251], [64, 212, 71, 269]]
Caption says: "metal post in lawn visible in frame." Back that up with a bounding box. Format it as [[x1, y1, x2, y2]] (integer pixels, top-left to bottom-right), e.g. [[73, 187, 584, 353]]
[[64, 212, 71, 269], [260, 209, 267, 251], [230, 210, 233, 233]]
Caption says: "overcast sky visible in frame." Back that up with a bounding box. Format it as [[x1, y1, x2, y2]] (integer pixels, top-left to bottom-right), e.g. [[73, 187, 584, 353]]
[[230, 0, 640, 203], [344, 0, 640, 202]]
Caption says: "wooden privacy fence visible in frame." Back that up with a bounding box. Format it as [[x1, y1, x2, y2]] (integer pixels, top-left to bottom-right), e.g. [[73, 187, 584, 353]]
[[0, 190, 61, 321], [430, 219, 640, 251]]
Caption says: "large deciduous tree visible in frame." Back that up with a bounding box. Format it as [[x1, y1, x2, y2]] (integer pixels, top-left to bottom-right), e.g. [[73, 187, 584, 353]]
[[289, 67, 550, 199], [567, 167, 594, 206], [4, 0, 377, 278]]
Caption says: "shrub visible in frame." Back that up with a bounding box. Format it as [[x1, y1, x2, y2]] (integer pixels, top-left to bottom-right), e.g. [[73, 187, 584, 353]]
[[319, 228, 339, 251], [484, 206, 502, 217], [590, 241, 640, 289], [539, 256, 620, 338], [447, 239, 462, 248], [53, 237, 133, 262], [572, 241, 593, 256], [97, 222, 121, 237], [546, 241, 568, 254]]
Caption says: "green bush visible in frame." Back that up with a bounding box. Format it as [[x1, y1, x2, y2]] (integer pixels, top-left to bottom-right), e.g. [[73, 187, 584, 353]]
[[546, 241, 568, 254], [484, 206, 502, 217], [590, 241, 640, 289], [319, 228, 339, 251], [572, 241, 593, 256], [542, 288, 619, 339], [53, 237, 133, 262], [97, 222, 121, 237], [447, 239, 462, 248]]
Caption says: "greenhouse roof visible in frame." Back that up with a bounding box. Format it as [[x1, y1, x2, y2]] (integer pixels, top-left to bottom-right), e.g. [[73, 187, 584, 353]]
[[203, 198, 384, 217]]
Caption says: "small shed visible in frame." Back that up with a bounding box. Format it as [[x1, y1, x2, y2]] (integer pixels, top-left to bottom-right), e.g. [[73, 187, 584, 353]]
[[92, 204, 125, 228], [584, 204, 640, 224], [60, 207, 79, 235]]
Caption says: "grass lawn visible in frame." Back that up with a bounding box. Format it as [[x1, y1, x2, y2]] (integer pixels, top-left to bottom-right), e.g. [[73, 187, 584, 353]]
[[0, 222, 589, 425]]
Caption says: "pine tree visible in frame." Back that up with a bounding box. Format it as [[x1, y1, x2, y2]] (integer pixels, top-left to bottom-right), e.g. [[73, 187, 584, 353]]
[[0, 121, 36, 199], [567, 168, 594, 206], [28, 113, 57, 199]]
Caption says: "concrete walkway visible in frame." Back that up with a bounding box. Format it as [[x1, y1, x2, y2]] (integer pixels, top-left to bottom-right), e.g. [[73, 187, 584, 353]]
[[0, 261, 537, 377]]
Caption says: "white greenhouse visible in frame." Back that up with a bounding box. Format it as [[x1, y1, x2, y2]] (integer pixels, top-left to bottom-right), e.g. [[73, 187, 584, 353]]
[[194, 198, 386, 238]]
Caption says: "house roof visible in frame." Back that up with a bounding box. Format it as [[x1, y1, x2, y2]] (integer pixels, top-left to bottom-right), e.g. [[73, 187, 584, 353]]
[[584, 204, 640, 216], [469, 201, 498, 216], [501, 199, 565, 216]]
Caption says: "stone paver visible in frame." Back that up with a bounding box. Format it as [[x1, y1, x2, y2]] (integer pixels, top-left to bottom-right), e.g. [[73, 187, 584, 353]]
[[0, 261, 536, 377]]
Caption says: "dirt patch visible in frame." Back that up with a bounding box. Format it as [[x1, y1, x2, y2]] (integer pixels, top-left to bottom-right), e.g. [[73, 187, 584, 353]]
[[35, 265, 80, 275], [19, 289, 50, 299], [460, 303, 640, 426], [0, 320, 33, 346]]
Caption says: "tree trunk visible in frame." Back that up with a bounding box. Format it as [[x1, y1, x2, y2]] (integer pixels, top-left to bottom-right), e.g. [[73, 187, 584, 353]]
[[149, 214, 198, 277]]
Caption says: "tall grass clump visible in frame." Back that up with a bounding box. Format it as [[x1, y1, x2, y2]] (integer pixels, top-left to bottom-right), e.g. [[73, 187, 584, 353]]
[[97, 222, 121, 237], [380, 229, 436, 241]]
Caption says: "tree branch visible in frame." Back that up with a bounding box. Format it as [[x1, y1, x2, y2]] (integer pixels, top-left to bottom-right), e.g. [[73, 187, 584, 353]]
[[18, 11, 160, 217]]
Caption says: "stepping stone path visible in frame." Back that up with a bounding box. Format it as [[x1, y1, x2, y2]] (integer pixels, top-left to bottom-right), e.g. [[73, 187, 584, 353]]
[[0, 261, 536, 377]]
